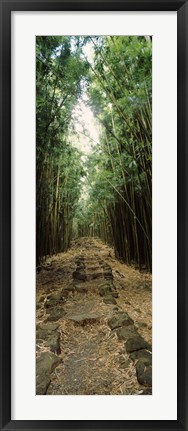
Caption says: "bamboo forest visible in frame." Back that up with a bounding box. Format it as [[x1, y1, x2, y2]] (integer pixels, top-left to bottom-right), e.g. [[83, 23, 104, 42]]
[[36, 36, 152, 396]]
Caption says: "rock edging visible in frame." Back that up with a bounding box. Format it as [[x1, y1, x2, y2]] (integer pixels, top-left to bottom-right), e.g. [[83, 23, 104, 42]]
[[107, 311, 152, 392]]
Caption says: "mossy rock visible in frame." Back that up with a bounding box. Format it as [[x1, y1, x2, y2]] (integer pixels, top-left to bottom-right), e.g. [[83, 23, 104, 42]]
[[44, 293, 65, 309], [101, 263, 111, 270], [44, 307, 65, 322], [125, 335, 151, 353], [99, 285, 112, 296], [112, 291, 118, 298], [36, 352, 61, 395], [103, 295, 117, 304], [108, 312, 134, 330], [47, 333, 61, 354], [67, 312, 100, 325], [136, 358, 152, 387], [129, 349, 152, 363], [135, 321, 147, 328], [140, 387, 152, 395], [36, 322, 59, 333], [103, 272, 113, 280], [116, 326, 137, 340], [75, 257, 85, 264], [72, 271, 87, 282], [89, 272, 103, 280], [76, 263, 86, 271], [36, 323, 61, 354]]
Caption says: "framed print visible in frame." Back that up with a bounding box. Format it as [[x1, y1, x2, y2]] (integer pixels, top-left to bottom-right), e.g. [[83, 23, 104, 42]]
[[0, 1, 187, 430]]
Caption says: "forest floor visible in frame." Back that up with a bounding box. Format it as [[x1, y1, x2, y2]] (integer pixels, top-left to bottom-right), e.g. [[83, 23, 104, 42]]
[[36, 237, 152, 396]]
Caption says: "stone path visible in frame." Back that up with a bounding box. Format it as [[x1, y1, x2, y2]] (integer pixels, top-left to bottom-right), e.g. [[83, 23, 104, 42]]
[[36, 238, 152, 395]]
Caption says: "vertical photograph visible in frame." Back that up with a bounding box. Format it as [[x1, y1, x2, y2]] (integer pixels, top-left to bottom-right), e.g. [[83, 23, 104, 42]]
[[36, 35, 152, 395]]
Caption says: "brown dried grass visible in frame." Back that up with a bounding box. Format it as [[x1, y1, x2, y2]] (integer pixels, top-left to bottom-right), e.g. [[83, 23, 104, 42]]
[[36, 238, 152, 395]]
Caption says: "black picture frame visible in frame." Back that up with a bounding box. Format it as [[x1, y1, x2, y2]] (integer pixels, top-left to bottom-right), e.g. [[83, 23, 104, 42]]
[[0, 1, 187, 430]]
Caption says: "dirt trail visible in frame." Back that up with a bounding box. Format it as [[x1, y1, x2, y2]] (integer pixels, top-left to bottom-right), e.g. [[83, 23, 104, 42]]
[[36, 238, 152, 395]]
